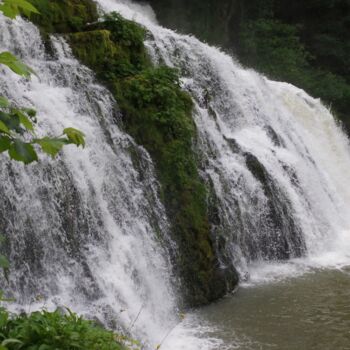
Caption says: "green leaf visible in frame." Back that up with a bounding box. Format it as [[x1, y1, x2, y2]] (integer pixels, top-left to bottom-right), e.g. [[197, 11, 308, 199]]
[[63, 127, 85, 147], [1, 338, 23, 346], [11, 0, 39, 13], [34, 137, 67, 158], [0, 3, 18, 18], [38, 345, 52, 350], [0, 120, 9, 134], [8, 139, 38, 164], [0, 0, 39, 19], [19, 113, 33, 131], [0, 110, 21, 133], [0, 96, 9, 108], [23, 108, 36, 118], [0, 136, 11, 153], [13, 109, 34, 131], [0, 255, 9, 269], [0, 51, 33, 77]]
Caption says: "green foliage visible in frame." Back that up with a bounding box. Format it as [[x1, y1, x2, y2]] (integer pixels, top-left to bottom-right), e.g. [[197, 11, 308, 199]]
[[0, 1, 86, 164], [25, 0, 98, 33], [0, 308, 132, 350], [34, 138, 68, 159], [8, 140, 38, 164], [101, 12, 146, 48], [0, 96, 85, 164], [0, 52, 33, 77], [63, 128, 85, 148], [69, 12, 149, 80], [0, 0, 38, 19], [240, 19, 310, 82], [68, 30, 118, 70], [117, 67, 194, 143], [116, 64, 217, 304]]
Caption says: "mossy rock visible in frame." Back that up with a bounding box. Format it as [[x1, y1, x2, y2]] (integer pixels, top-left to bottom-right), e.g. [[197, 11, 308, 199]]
[[27, 0, 98, 33], [69, 30, 119, 68]]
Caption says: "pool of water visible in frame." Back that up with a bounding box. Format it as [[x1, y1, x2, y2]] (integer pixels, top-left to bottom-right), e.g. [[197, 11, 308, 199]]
[[194, 266, 350, 350]]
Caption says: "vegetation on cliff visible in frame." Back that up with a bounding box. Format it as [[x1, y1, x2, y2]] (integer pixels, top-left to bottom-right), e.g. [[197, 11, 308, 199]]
[[67, 12, 236, 306], [26, 0, 98, 33]]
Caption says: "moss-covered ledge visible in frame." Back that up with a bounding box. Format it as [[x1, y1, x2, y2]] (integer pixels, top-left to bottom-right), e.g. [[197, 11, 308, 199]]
[[68, 29, 118, 64], [27, 0, 98, 33]]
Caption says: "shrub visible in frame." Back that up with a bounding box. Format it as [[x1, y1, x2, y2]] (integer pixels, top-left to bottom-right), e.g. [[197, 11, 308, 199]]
[[0, 308, 132, 350]]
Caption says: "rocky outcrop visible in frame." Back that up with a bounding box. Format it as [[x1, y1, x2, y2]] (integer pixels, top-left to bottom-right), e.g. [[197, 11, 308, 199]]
[[26, 0, 239, 307]]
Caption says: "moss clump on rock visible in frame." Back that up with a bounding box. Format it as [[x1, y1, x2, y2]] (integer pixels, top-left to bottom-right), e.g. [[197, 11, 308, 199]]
[[69, 13, 150, 79], [69, 12, 237, 306], [68, 29, 119, 67], [27, 0, 98, 33]]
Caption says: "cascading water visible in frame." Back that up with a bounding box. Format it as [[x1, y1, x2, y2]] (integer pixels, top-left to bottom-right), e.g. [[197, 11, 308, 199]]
[[0, 12, 181, 348], [97, 0, 350, 273], [94, 0, 350, 346], [2, 0, 350, 349]]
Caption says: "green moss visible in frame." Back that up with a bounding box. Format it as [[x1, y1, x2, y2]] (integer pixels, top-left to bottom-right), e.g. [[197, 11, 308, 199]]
[[68, 30, 118, 67], [72, 13, 151, 79], [69, 12, 234, 306], [26, 0, 98, 33], [0, 308, 133, 350]]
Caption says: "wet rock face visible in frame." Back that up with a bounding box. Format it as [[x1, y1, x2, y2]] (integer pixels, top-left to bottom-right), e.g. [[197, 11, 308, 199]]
[[0, 162, 102, 301], [244, 153, 306, 260]]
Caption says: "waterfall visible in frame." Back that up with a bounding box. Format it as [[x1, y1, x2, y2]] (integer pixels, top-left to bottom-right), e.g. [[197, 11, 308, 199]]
[[0, 12, 180, 348], [96, 0, 350, 276], [2, 0, 350, 349]]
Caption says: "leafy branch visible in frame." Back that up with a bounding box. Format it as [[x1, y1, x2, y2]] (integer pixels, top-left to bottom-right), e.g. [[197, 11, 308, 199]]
[[0, 0, 86, 164], [0, 96, 85, 163], [0, 52, 33, 77], [0, 0, 38, 19]]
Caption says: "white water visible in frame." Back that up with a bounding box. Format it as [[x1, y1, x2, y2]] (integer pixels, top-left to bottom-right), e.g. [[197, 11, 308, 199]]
[[96, 0, 350, 276], [0, 13, 180, 349], [95, 0, 350, 348], [1, 0, 350, 349]]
